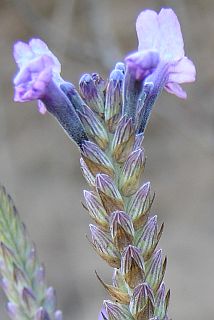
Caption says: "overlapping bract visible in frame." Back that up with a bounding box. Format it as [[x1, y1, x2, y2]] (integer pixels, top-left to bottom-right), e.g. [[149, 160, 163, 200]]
[[78, 66, 170, 319]]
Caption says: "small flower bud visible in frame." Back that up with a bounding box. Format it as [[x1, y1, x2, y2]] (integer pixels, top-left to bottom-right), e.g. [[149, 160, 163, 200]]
[[34, 265, 46, 297], [1, 242, 15, 267], [105, 69, 124, 132], [22, 287, 37, 312], [35, 307, 50, 320], [135, 215, 162, 260], [55, 310, 63, 320], [121, 245, 145, 288], [146, 250, 167, 292], [154, 282, 170, 320], [110, 211, 134, 252], [84, 190, 109, 230], [82, 141, 114, 178], [127, 182, 152, 229], [96, 174, 124, 214], [79, 73, 104, 115], [111, 116, 135, 163], [7, 302, 24, 319], [104, 300, 132, 320], [119, 148, 145, 196], [44, 287, 57, 314], [78, 105, 108, 149], [25, 245, 37, 275], [129, 282, 154, 319], [0, 278, 9, 296], [92, 73, 106, 93], [80, 158, 95, 187], [89, 225, 120, 268]]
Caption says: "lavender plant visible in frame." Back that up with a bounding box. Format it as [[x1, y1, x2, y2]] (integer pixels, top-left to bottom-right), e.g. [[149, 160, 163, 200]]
[[0, 8, 195, 320]]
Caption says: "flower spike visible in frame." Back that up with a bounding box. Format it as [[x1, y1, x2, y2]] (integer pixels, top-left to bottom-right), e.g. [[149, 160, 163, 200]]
[[10, 7, 196, 320]]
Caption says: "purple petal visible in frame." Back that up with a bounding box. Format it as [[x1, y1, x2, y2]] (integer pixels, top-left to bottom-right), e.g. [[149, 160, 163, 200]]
[[37, 100, 47, 114], [13, 41, 34, 68], [165, 82, 187, 99], [125, 50, 159, 80], [29, 39, 61, 73], [158, 8, 184, 60], [136, 10, 159, 52], [29, 39, 49, 53], [136, 9, 184, 61], [168, 57, 196, 83]]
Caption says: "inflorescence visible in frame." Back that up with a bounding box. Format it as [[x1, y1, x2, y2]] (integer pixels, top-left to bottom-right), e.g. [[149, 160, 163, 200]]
[[0, 7, 196, 320]]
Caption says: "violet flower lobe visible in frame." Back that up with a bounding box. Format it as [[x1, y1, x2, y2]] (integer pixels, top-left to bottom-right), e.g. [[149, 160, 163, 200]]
[[126, 8, 196, 99], [13, 39, 62, 114]]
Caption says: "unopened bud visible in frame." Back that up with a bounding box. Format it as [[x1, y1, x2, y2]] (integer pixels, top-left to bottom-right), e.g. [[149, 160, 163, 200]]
[[55, 310, 63, 320], [22, 287, 37, 312], [82, 141, 114, 177], [79, 73, 104, 115], [89, 224, 120, 268], [80, 158, 95, 187], [110, 211, 134, 251], [154, 282, 170, 320], [35, 307, 50, 320], [7, 302, 24, 319], [105, 69, 124, 132], [78, 105, 108, 149], [84, 190, 109, 230], [111, 116, 135, 163], [129, 282, 154, 319], [127, 182, 152, 229], [121, 245, 145, 288], [96, 174, 124, 214], [135, 215, 161, 260], [119, 148, 145, 196], [44, 287, 56, 314], [146, 250, 167, 292]]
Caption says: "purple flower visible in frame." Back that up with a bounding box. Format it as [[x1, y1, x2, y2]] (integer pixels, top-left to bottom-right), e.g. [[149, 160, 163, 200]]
[[126, 8, 196, 99], [13, 39, 63, 113]]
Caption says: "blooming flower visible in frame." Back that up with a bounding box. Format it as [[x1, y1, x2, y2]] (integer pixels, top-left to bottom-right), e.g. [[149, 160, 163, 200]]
[[13, 38, 88, 147], [126, 8, 196, 99], [13, 39, 63, 113]]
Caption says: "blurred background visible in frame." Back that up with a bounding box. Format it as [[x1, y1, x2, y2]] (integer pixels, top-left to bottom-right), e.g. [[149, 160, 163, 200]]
[[0, 0, 213, 319]]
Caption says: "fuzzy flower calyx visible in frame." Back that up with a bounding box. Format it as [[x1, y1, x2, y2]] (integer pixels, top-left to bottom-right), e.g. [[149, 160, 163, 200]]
[[13, 39, 88, 147]]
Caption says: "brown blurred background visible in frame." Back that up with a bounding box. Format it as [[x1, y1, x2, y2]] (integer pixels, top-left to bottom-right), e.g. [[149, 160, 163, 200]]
[[0, 0, 213, 319]]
